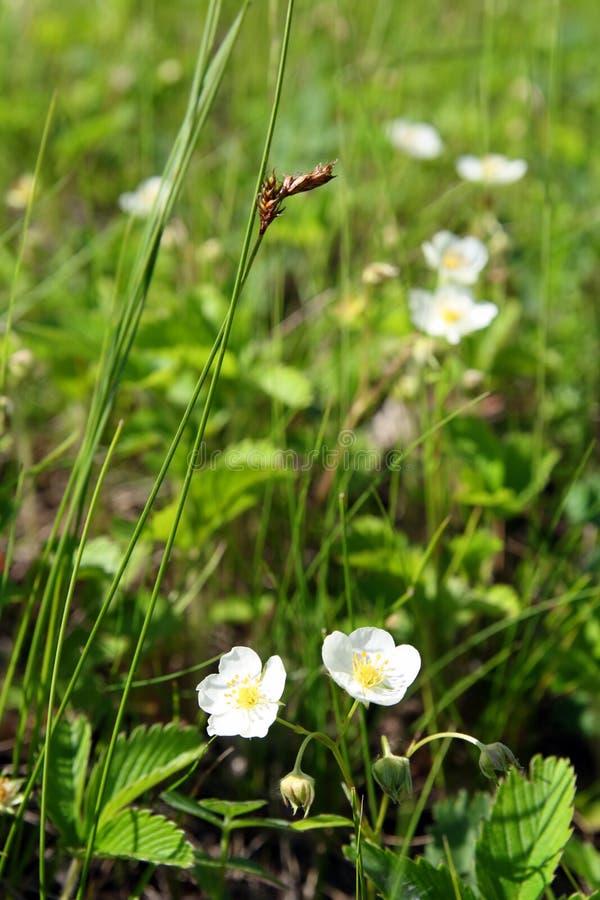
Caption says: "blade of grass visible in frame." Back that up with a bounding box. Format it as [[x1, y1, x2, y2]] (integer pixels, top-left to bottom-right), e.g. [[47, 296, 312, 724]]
[[76, 1, 293, 893]]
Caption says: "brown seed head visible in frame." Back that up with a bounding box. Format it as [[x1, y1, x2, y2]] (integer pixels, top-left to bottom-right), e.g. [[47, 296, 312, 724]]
[[257, 161, 336, 235]]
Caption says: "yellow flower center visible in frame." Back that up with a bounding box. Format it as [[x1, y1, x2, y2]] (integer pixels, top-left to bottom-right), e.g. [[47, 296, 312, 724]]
[[235, 684, 260, 708], [352, 651, 387, 689], [440, 305, 462, 324], [482, 156, 500, 178], [0, 780, 9, 804], [225, 673, 262, 709], [441, 250, 464, 270]]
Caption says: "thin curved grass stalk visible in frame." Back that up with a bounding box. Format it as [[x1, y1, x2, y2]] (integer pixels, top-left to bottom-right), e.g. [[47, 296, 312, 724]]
[[38, 419, 124, 894], [15, 0, 235, 775], [76, 1, 296, 893], [0, 0, 249, 885]]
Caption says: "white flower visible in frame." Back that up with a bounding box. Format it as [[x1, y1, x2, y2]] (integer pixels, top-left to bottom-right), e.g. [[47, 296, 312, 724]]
[[456, 153, 527, 185], [322, 627, 421, 706], [409, 285, 498, 345], [385, 120, 444, 159], [362, 261, 400, 286], [196, 647, 286, 738], [422, 231, 488, 285], [5, 173, 35, 210], [118, 176, 172, 218]]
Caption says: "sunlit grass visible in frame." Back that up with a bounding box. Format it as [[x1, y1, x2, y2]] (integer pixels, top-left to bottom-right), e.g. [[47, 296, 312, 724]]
[[0, 0, 598, 897]]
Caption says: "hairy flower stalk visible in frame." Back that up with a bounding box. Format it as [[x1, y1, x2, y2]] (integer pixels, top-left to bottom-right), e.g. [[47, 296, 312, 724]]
[[257, 161, 336, 235]]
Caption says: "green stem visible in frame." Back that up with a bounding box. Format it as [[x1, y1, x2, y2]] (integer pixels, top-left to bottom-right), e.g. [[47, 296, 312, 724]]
[[406, 731, 483, 758], [75, 2, 294, 894], [276, 719, 354, 790]]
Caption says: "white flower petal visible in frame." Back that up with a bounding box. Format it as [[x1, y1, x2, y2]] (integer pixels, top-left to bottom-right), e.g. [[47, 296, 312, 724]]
[[196, 673, 230, 712], [218, 645, 262, 678], [260, 655, 287, 700], [207, 709, 249, 737], [389, 644, 422, 685], [348, 626, 396, 656]]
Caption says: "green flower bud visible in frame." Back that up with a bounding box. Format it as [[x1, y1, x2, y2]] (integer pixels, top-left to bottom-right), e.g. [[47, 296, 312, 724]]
[[280, 769, 315, 818], [372, 740, 412, 804], [478, 742, 520, 781]]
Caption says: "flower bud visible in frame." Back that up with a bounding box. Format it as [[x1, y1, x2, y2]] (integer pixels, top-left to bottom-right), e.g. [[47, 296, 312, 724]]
[[280, 769, 315, 818], [478, 742, 520, 781], [372, 745, 412, 804]]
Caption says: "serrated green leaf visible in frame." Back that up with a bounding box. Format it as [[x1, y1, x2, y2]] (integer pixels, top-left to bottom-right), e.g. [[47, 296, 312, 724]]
[[162, 791, 266, 824], [87, 724, 207, 829], [95, 808, 193, 867], [475, 755, 576, 900], [425, 789, 492, 886], [195, 798, 267, 818], [353, 842, 478, 899], [562, 836, 600, 893], [46, 716, 91, 845]]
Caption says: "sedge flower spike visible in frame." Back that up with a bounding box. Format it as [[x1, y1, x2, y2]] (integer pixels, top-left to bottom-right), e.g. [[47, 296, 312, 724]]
[[196, 647, 286, 738], [257, 161, 336, 235], [322, 627, 421, 706], [409, 285, 498, 345], [456, 153, 527, 185], [422, 231, 488, 285]]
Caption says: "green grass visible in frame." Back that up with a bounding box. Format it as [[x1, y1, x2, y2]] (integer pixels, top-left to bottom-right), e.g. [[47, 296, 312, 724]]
[[1, 0, 599, 897]]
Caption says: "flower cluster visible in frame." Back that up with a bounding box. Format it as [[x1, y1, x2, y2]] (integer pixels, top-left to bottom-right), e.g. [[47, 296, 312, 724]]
[[408, 229, 498, 344], [384, 118, 527, 186], [196, 626, 420, 739], [196, 632, 520, 818]]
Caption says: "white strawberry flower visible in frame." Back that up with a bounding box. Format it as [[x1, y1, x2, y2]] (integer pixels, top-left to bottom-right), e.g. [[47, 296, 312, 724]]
[[196, 647, 286, 738], [456, 153, 527, 185], [322, 627, 421, 706], [385, 119, 444, 159], [118, 175, 172, 218], [422, 231, 488, 285], [409, 285, 498, 344]]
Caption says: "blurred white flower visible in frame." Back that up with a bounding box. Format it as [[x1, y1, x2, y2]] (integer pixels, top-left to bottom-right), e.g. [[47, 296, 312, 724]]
[[322, 627, 421, 706], [422, 231, 488, 285], [156, 58, 183, 85], [362, 261, 400, 285], [385, 119, 444, 159], [196, 647, 286, 738], [409, 285, 498, 344], [5, 173, 35, 210], [118, 176, 172, 218], [456, 153, 527, 185]]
